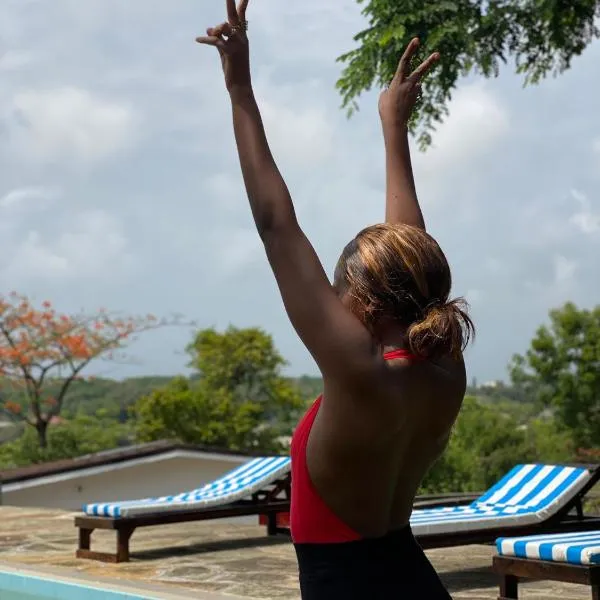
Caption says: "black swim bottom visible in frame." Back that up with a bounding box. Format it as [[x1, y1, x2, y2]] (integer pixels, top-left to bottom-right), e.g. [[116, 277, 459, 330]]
[[294, 526, 451, 599]]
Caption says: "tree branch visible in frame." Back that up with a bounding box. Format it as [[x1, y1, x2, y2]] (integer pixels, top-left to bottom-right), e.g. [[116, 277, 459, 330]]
[[0, 322, 42, 420]]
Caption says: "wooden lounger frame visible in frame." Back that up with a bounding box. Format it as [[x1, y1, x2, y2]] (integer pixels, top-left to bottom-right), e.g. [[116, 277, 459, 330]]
[[75, 463, 600, 562], [75, 473, 290, 562], [493, 556, 600, 600]]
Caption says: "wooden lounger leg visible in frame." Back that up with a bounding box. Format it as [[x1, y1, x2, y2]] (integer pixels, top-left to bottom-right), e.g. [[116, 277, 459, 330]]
[[76, 525, 135, 563], [266, 513, 277, 536], [498, 573, 518, 599], [592, 584, 600, 600], [78, 527, 93, 553], [116, 526, 135, 563]]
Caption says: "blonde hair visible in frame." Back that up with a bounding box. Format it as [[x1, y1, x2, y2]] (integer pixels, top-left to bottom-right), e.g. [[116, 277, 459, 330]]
[[333, 223, 474, 359]]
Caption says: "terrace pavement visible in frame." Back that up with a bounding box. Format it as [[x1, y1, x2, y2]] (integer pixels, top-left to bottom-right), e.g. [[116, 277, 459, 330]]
[[0, 506, 592, 599]]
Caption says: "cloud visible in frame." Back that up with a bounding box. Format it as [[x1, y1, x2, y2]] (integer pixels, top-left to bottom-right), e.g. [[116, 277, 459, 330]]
[[204, 173, 243, 213], [3, 87, 138, 164], [417, 83, 509, 173], [553, 254, 578, 285], [465, 289, 484, 306], [0, 50, 33, 71], [259, 94, 334, 168], [0, 0, 599, 385], [0, 186, 60, 209], [570, 189, 600, 235], [210, 227, 263, 275], [250, 0, 364, 66], [2, 209, 132, 282]]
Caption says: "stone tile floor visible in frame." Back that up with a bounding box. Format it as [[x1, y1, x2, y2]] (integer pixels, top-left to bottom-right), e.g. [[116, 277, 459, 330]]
[[0, 507, 592, 599]]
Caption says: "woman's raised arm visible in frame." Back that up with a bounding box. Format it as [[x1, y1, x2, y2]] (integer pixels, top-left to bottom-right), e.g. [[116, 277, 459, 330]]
[[378, 39, 439, 230], [197, 0, 379, 383]]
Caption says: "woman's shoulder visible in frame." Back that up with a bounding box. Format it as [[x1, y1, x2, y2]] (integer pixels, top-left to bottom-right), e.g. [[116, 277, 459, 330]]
[[382, 353, 466, 408]]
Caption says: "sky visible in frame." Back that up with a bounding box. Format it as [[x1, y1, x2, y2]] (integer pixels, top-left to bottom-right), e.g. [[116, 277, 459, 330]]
[[1, 0, 599, 384]]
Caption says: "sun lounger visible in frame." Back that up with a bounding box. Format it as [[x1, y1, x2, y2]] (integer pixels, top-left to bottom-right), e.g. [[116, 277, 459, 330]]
[[257, 463, 600, 549], [494, 530, 600, 598], [75, 456, 291, 562], [411, 463, 600, 548]]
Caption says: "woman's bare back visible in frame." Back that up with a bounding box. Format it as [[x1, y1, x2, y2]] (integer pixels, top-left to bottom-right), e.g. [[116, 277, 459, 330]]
[[306, 354, 466, 537]]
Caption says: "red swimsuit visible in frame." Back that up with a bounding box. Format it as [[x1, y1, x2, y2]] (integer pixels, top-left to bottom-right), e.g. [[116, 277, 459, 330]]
[[290, 349, 420, 544]]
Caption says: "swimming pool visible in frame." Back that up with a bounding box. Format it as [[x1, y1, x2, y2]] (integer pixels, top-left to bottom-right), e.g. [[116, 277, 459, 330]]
[[0, 565, 190, 600]]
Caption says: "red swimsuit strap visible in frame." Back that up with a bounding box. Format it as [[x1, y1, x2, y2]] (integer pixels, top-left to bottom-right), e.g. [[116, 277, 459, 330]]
[[383, 348, 423, 361]]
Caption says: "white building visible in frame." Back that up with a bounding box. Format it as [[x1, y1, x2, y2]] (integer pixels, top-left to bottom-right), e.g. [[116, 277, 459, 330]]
[[0, 440, 252, 511]]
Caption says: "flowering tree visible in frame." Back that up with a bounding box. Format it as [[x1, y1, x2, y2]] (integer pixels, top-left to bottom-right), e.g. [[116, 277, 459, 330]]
[[0, 293, 160, 448]]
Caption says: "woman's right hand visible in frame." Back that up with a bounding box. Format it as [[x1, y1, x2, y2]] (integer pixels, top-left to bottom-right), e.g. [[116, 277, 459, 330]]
[[196, 0, 251, 93], [378, 38, 439, 130]]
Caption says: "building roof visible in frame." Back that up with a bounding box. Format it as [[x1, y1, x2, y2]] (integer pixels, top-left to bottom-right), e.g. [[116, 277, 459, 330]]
[[0, 439, 259, 486]]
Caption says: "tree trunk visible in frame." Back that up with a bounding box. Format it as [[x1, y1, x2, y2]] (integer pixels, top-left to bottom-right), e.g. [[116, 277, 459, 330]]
[[36, 420, 49, 449]]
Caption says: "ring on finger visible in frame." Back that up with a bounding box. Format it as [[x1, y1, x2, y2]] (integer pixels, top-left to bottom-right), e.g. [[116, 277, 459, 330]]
[[230, 20, 248, 35]]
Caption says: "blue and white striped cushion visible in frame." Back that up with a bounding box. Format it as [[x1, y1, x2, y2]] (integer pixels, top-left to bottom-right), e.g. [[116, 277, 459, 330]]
[[84, 456, 291, 518], [411, 464, 592, 536], [497, 531, 600, 565]]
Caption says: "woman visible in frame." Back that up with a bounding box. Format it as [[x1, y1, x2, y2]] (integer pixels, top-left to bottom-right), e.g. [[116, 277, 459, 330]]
[[198, 2, 474, 598]]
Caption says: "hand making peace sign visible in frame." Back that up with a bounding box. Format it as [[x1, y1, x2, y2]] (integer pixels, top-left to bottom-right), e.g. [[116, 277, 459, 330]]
[[196, 0, 251, 92], [379, 38, 440, 128]]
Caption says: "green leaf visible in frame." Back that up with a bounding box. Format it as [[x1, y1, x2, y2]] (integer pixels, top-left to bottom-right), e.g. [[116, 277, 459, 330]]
[[338, 0, 600, 148], [133, 327, 304, 453], [510, 303, 600, 447]]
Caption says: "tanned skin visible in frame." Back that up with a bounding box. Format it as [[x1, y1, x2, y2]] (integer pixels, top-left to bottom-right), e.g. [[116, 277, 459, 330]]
[[379, 38, 439, 229], [198, 2, 466, 537]]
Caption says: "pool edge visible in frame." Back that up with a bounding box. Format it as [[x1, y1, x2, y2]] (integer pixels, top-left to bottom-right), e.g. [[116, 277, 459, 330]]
[[0, 562, 250, 600]]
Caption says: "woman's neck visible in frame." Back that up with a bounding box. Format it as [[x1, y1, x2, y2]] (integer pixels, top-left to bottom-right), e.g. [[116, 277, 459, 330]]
[[375, 322, 409, 353]]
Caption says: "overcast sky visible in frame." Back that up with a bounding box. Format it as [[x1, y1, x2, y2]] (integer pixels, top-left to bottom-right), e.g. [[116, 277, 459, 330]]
[[1, 0, 598, 384]]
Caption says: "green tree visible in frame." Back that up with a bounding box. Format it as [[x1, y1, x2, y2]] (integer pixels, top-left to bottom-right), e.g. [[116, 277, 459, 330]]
[[0, 293, 160, 448], [420, 396, 574, 494], [133, 377, 281, 452], [421, 396, 534, 492], [134, 327, 304, 452], [188, 326, 304, 434], [337, 1, 599, 148], [511, 303, 600, 447], [0, 414, 129, 469], [526, 417, 574, 463]]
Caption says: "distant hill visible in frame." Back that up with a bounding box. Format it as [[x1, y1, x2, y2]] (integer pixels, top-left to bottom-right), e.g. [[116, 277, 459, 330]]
[[0, 374, 325, 423], [0, 376, 172, 422], [0, 373, 533, 427]]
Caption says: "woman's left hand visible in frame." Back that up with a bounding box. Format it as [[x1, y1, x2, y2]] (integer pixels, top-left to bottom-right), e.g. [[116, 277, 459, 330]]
[[196, 0, 251, 92], [379, 38, 439, 130]]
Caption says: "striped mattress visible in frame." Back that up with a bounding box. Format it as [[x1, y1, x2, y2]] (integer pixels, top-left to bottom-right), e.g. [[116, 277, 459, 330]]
[[410, 463, 592, 536], [497, 530, 600, 565], [84, 456, 291, 518], [84, 460, 591, 531]]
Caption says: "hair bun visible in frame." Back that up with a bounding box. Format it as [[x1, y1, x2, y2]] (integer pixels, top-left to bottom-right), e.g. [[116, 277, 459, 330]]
[[407, 298, 474, 359]]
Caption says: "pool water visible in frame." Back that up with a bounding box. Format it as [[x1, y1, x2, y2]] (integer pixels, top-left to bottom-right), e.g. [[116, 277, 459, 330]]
[[3, 592, 49, 600], [3, 592, 42, 600], [0, 568, 165, 599]]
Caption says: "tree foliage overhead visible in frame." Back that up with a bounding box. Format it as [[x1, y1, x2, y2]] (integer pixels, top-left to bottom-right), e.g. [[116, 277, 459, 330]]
[[511, 303, 600, 447], [337, 0, 600, 148]]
